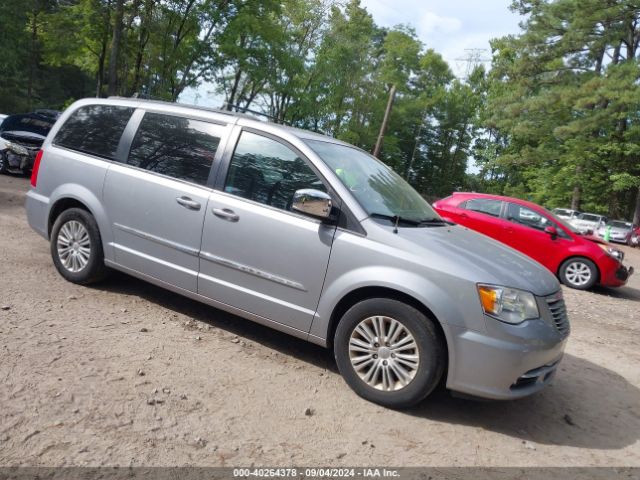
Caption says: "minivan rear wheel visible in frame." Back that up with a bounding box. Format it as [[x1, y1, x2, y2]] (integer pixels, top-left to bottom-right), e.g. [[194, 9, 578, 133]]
[[559, 257, 598, 290], [50, 208, 107, 284], [334, 298, 445, 409]]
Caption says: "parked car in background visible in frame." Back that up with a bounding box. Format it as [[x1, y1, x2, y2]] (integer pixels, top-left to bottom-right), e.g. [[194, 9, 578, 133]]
[[569, 212, 607, 234], [25, 97, 571, 408], [0, 112, 56, 175], [433, 192, 633, 290], [33, 109, 61, 120], [552, 208, 581, 221], [629, 226, 640, 248], [0, 114, 7, 124], [596, 220, 633, 244]]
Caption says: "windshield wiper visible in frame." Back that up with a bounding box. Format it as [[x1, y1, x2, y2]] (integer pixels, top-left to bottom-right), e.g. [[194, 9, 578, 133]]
[[369, 213, 450, 231], [417, 218, 450, 227], [369, 213, 421, 226]]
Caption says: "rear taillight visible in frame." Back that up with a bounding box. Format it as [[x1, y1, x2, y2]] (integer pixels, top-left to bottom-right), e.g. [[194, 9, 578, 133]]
[[31, 149, 43, 187]]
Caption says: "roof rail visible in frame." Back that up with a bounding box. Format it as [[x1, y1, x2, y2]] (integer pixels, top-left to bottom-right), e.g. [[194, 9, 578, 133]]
[[106, 95, 269, 123]]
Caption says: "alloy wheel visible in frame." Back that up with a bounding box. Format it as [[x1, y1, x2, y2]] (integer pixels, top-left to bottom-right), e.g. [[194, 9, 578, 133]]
[[56, 220, 91, 272], [348, 315, 420, 391], [564, 261, 592, 287]]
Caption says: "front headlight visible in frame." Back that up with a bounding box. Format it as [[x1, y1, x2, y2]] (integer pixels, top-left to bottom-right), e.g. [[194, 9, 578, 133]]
[[5, 142, 29, 156], [477, 284, 539, 324], [597, 243, 623, 261]]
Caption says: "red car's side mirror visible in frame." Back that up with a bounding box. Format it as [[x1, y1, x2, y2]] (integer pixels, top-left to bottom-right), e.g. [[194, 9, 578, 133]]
[[544, 226, 558, 238]]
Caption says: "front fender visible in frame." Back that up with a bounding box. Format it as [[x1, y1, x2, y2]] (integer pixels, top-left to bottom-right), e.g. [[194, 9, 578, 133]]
[[313, 265, 472, 340]]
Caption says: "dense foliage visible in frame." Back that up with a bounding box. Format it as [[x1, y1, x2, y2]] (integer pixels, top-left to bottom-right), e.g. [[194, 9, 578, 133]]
[[0, 0, 638, 221]]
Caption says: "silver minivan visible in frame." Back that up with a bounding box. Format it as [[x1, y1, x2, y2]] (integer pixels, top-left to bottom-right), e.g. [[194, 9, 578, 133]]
[[26, 98, 569, 408]]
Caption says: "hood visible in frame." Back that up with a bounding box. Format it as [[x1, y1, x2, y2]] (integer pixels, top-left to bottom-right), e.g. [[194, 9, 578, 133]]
[[383, 224, 560, 297], [598, 226, 631, 234], [1, 131, 46, 142], [582, 234, 607, 245]]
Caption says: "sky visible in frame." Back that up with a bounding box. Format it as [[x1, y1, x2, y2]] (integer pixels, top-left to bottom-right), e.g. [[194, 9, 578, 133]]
[[359, 0, 523, 77], [181, 0, 524, 106]]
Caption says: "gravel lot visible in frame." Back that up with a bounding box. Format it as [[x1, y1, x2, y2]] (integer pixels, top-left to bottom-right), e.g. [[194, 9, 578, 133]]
[[1, 174, 639, 467]]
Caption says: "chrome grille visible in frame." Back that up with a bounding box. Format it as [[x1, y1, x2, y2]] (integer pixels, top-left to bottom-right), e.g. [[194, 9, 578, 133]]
[[545, 295, 570, 337]]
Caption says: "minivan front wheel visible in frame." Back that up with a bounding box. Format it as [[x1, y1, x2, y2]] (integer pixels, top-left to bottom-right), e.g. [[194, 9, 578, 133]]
[[334, 298, 445, 409], [50, 208, 107, 284], [559, 257, 598, 290]]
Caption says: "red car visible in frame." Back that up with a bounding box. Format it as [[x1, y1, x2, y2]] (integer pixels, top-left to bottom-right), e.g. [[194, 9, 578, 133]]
[[433, 193, 634, 290]]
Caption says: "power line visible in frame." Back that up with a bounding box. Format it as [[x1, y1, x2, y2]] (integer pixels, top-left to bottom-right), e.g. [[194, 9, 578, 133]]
[[455, 48, 491, 79]]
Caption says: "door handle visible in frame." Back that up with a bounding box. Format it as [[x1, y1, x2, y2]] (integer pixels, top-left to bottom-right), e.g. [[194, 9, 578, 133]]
[[176, 196, 201, 210], [212, 207, 239, 222]]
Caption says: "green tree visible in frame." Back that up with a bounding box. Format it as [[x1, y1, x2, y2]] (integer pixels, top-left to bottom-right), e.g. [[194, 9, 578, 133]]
[[486, 0, 640, 222]]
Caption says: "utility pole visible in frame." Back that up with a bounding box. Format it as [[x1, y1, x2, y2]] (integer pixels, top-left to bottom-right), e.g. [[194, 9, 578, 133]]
[[372, 84, 397, 158]]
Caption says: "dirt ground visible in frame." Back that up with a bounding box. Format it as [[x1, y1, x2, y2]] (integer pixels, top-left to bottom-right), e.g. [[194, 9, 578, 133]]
[[0, 173, 639, 467]]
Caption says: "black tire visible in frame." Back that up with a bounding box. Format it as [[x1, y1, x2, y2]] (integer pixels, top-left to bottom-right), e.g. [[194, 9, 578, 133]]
[[559, 257, 598, 290], [0, 152, 8, 174], [334, 298, 445, 409], [50, 208, 107, 284]]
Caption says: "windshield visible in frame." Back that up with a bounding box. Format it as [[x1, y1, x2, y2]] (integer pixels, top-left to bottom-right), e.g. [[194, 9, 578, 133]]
[[306, 140, 441, 224], [608, 221, 631, 229], [577, 213, 601, 222]]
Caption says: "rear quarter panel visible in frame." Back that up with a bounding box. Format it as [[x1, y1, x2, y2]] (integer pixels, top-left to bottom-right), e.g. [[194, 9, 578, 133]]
[[34, 146, 113, 258]]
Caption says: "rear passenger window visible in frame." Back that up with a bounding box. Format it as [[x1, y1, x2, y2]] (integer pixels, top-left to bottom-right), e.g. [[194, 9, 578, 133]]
[[464, 198, 503, 217], [54, 105, 134, 160], [224, 131, 326, 211], [127, 113, 222, 186]]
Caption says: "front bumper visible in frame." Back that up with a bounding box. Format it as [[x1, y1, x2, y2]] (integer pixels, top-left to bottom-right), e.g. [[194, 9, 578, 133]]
[[443, 313, 568, 400], [599, 255, 633, 287]]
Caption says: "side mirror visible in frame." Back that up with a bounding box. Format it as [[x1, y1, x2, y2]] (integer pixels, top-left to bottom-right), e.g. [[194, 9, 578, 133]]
[[544, 226, 558, 238], [292, 189, 332, 220]]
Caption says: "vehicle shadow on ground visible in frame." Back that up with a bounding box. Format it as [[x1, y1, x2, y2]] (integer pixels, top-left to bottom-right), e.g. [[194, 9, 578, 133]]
[[97, 272, 639, 451], [407, 352, 640, 450], [590, 285, 640, 302], [96, 271, 338, 373]]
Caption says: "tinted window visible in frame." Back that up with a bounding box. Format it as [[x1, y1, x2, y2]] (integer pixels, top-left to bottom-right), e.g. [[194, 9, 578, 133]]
[[464, 198, 502, 217], [225, 132, 326, 211], [54, 105, 134, 160], [127, 113, 222, 186]]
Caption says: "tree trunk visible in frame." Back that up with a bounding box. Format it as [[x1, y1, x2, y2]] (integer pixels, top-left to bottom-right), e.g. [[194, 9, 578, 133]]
[[108, 0, 125, 96], [27, 11, 39, 110], [131, 0, 153, 95], [633, 187, 640, 226], [571, 165, 582, 210], [96, 39, 107, 97]]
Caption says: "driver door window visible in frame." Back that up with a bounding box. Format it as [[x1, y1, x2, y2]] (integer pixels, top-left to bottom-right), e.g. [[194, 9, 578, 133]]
[[224, 131, 326, 211], [506, 203, 550, 231]]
